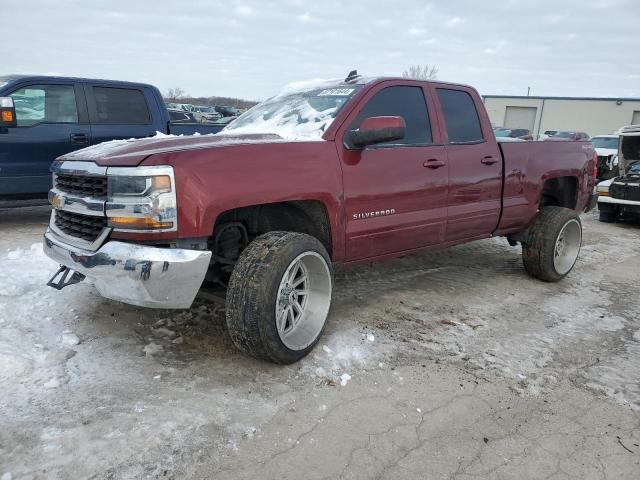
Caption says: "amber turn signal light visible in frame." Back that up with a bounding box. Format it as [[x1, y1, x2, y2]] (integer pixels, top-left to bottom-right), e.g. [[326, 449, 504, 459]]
[[108, 217, 174, 230], [1, 111, 13, 122], [152, 175, 172, 191]]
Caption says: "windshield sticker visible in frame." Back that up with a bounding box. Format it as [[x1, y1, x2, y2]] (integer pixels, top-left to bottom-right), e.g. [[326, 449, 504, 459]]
[[317, 88, 355, 97]]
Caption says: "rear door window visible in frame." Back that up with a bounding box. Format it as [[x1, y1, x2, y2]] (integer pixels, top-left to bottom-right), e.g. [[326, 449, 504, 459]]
[[10, 84, 78, 127], [436, 89, 484, 144], [91, 87, 151, 124], [350, 86, 432, 146]]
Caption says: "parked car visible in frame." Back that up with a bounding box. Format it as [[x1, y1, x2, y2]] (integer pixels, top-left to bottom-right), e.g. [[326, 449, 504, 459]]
[[546, 131, 590, 141], [492, 127, 532, 140], [167, 108, 196, 123], [538, 130, 558, 140], [191, 105, 223, 123], [509, 128, 533, 140], [172, 103, 193, 112], [597, 126, 640, 222], [42, 73, 597, 364], [215, 105, 242, 117], [592, 134, 620, 180], [0, 75, 227, 206]]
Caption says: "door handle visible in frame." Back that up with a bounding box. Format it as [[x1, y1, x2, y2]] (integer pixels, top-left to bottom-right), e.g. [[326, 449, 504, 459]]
[[70, 133, 89, 146], [481, 156, 499, 165], [423, 159, 446, 169]]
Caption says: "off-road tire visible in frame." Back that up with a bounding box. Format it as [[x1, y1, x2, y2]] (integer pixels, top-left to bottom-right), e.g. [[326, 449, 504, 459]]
[[226, 231, 333, 364], [598, 205, 617, 223], [522, 206, 582, 282]]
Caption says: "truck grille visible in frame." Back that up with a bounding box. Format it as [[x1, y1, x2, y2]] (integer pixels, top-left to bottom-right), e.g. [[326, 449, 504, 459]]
[[597, 155, 610, 167], [610, 182, 640, 202], [54, 210, 107, 242], [55, 173, 108, 197]]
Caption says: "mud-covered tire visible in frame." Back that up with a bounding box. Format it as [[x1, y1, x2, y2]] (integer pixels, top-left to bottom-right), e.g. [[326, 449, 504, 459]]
[[226, 231, 333, 364], [598, 205, 617, 223], [522, 206, 582, 282]]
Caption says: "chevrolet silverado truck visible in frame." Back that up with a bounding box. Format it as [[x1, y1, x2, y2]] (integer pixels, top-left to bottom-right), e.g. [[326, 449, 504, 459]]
[[597, 125, 640, 222], [41, 73, 598, 364], [0, 75, 225, 207]]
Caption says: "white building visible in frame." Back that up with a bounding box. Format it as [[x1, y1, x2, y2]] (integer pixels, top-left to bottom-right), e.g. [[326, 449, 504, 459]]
[[483, 95, 640, 139]]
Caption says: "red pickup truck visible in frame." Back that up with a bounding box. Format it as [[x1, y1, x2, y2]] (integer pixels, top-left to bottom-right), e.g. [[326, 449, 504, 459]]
[[43, 73, 598, 363]]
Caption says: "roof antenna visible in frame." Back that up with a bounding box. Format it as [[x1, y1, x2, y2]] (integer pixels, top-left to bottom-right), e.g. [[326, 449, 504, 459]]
[[344, 69, 360, 83]]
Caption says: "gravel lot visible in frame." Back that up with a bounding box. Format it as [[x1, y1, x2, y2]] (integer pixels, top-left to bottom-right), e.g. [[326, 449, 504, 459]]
[[1, 206, 639, 479]]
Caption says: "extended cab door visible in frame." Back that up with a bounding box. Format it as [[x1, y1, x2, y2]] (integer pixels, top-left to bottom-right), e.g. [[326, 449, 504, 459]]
[[0, 83, 90, 197], [339, 83, 448, 261], [85, 84, 159, 145], [433, 87, 502, 242]]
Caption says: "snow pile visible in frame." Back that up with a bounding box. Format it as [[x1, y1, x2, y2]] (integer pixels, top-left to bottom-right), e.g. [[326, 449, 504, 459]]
[[0, 243, 79, 388], [1, 243, 56, 297], [300, 325, 384, 387]]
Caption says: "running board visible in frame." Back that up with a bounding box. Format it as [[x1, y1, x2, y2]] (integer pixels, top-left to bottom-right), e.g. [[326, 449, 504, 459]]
[[47, 265, 85, 290]]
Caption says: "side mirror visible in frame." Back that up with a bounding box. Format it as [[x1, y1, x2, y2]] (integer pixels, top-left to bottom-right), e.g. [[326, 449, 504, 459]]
[[0, 97, 17, 131], [348, 116, 406, 149]]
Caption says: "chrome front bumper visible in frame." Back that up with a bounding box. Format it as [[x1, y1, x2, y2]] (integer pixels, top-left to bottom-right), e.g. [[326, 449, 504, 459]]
[[43, 230, 212, 309]]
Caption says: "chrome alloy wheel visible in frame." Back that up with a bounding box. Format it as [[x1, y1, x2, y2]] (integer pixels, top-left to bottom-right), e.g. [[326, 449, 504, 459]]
[[275, 251, 332, 351], [553, 218, 582, 275]]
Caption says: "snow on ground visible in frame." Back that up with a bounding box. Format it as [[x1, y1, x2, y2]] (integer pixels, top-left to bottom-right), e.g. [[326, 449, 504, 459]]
[[1, 207, 639, 478]]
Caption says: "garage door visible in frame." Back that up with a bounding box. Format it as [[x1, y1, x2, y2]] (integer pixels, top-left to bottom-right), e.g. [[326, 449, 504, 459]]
[[504, 106, 537, 132]]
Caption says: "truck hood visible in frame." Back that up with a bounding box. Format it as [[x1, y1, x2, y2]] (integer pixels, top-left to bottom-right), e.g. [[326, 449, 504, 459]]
[[58, 133, 289, 166], [595, 148, 617, 156]]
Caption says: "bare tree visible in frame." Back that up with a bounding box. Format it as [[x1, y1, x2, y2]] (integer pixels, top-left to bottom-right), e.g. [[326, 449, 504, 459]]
[[165, 87, 187, 101], [402, 64, 439, 80]]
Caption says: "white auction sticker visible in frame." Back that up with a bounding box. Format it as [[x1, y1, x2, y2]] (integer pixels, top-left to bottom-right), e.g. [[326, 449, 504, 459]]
[[317, 88, 355, 96]]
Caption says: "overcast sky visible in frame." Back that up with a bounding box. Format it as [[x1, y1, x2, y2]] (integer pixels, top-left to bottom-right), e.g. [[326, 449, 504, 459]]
[[2, 0, 639, 100]]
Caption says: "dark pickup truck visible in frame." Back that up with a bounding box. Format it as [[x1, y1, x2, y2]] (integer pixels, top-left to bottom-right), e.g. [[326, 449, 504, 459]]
[[0, 75, 225, 206]]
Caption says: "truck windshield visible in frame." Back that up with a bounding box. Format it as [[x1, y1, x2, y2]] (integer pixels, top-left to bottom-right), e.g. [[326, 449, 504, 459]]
[[592, 137, 618, 149], [222, 82, 363, 140]]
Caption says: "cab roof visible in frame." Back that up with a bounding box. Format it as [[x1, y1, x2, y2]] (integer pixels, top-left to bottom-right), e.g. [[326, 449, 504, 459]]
[[0, 74, 154, 89]]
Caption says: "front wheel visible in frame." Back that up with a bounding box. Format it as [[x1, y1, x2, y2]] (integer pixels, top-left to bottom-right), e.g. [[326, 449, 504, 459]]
[[226, 231, 333, 364], [522, 206, 582, 282]]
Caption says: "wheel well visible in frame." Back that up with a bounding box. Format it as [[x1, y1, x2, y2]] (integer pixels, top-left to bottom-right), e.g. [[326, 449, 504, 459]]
[[205, 201, 332, 289], [213, 200, 332, 254], [539, 176, 578, 210]]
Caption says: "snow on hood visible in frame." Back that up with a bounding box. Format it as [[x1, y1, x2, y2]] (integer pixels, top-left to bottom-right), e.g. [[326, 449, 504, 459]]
[[59, 131, 286, 162]]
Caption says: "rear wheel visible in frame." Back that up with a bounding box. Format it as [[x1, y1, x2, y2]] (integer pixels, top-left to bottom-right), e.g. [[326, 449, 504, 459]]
[[225, 231, 333, 364], [522, 206, 582, 282], [598, 205, 617, 223]]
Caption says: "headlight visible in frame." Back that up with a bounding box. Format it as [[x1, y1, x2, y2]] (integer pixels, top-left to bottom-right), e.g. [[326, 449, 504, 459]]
[[106, 166, 177, 232], [596, 184, 610, 196]]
